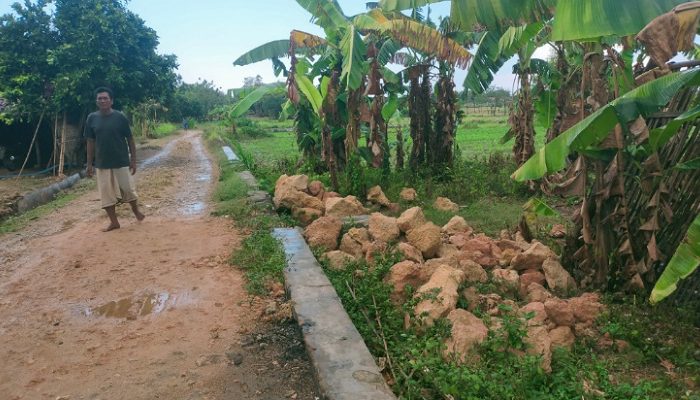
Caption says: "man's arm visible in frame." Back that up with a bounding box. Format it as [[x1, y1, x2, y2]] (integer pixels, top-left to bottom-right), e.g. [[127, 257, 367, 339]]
[[86, 138, 95, 177], [128, 136, 137, 175]]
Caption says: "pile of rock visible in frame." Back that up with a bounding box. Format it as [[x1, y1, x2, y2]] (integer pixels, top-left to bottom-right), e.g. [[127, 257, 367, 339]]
[[276, 175, 605, 372]]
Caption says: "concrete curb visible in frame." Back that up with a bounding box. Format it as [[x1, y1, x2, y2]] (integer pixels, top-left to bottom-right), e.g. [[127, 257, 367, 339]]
[[273, 228, 396, 400]]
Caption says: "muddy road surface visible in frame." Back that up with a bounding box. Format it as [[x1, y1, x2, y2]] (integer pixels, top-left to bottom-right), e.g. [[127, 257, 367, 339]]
[[0, 131, 318, 400]]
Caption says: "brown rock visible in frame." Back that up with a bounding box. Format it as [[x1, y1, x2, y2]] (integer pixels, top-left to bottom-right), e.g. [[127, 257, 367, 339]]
[[457, 260, 488, 283], [478, 293, 503, 316], [437, 244, 461, 259], [444, 309, 488, 364], [510, 241, 555, 271], [520, 302, 547, 326], [274, 188, 325, 212], [542, 258, 578, 294], [497, 239, 522, 252], [400, 187, 417, 201], [363, 239, 388, 265], [339, 228, 370, 259], [526, 283, 553, 303], [325, 196, 368, 218], [499, 248, 519, 268], [567, 293, 603, 323], [549, 224, 566, 238], [491, 268, 520, 293], [275, 174, 308, 193], [367, 185, 391, 207], [385, 261, 423, 301], [307, 180, 325, 197], [519, 270, 546, 297], [461, 287, 480, 312], [414, 265, 466, 325], [525, 326, 552, 373], [450, 233, 470, 249], [425, 256, 460, 270], [322, 251, 355, 270], [322, 191, 340, 201], [303, 216, 342, 251], [397, 207, 427, 233], [387, 202, 401, 214], [406, 222, 442, 259], [292, 207, 322, 226], [397, 242, 424, 263], [549, 326, 575, 351], [442, 216, 472, 236], [368, 213, 400, 243], [544, 298, 575, 327], [433, 196, 459, 213]]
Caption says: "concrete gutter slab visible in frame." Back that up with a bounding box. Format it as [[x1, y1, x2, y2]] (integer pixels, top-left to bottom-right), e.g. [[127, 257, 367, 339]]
[[222, 146, 238, 161], [273, 227, 396, 400]]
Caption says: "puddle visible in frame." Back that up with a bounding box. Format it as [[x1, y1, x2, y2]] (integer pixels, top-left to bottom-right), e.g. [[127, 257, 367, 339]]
[[85, 292, 172, 319], [181, 201, 205, 215]]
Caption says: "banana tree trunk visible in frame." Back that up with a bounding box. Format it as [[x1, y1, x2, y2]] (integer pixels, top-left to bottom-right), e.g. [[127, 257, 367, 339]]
[[431, 64, 457, 169], [511, 67, 535, 167], [408, 65, 430, 171]]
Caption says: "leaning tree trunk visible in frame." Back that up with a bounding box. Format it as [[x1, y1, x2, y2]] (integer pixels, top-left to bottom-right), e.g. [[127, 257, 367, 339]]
[[431, 63, 457, 169], [511, 65, 536, 167]]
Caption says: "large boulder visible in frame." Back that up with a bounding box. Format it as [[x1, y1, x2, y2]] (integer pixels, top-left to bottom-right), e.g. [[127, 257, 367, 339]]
[[397, 242, 424, 264], [367, 185, 391, 207], [406, 222, 442, 258], [303, 216, 342, 251], [414, 265, 466, 325], [275, 174, 308, 193], [525, 326, 552, 373], [339, 228, 370, 259], [368, 213, 400, 243], [292, 207, 322, 226], [443, 309, 488, 364], [442, 216, 473, 236], [542, 258, 578, 294], [491, 268, 520, 293], [549, 326, 575, 351], [457, 260, 488, 283], [307, 180, 325, 197], [567, 293, 603, 324], [325, 196, 368, 218], [510, 241, 555, 271], [434, 196, 459, 213], [397, 207, 427, 233], [275, 188, 325, 212], [322, 250, 355, 271], [519, 270, 546, 297], [400, 187, 417, 201], [385, 261, 432, 302], [543, 298, 575, 327]]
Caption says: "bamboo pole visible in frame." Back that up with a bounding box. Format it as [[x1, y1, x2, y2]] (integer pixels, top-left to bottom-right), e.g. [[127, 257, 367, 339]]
[[58, 111, 67, 177], [16, 110, 45, 179]]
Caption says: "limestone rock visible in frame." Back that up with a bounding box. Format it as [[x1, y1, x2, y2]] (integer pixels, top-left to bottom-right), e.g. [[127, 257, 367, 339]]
[[520, 301, 547, 326], [549, 326, 575, 351], [519, 270, 546, 297], [433, 196, 459, 213], [385, 261, 431, 302], [437, 244, 461, 259], [325, 196, 368, 218], [303, 216, 342, 251], [457, 260, 488, 283], [414, 265, 466, 325], [367, 185, 391, 207], [307, 180, 325, 197], [491, 268, 520, 293], [525, 282, 553, 303], [444, 309, 488, 364], [397, 207, 427, 233], [567, 293, 603, 324], [400, 187, 417, 201], [525, 326, 552, 373], [544, 298, 575, 327], [368, 213, 400, 243], [510, 241, 555, 271], [397, 242, 424, 264], [442, 216, 473, 236], [406, 222, 442, 258], [291, 207, 322, 226], [322, 250, 355, 270], [542, 258, 578, 294], [339, 228, 370, 259]]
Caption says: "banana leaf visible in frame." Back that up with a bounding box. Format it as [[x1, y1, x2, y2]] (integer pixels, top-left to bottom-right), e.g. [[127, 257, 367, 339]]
[[295, 0, 348, 31], [340, 25, 367, 90], [234, 40, 290, 66], [229, 85, 273, 118], [295, 72, 323, 116], [552, 0, 687, 42], [382, 93, 399, 120], [650, 213, 700, 304], [379, 0, 445, 11], [513, 68, 700, 182]]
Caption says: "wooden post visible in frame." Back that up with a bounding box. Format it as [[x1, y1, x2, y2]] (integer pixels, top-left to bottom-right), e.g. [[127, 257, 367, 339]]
[[58, 112, 67, 177]]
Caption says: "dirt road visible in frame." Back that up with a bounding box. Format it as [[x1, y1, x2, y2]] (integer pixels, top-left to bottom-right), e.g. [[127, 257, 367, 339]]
[[0, 131, 317, 400]]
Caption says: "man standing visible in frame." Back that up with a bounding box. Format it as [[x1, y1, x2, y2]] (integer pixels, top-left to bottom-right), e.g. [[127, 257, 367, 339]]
[[85, 87, 145, 231]]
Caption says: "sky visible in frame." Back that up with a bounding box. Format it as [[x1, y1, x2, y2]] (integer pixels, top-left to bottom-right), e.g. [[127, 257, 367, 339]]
[[0, 0, 519, 92]]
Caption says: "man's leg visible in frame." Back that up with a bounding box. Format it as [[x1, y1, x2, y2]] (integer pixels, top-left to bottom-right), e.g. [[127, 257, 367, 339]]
[[103, 205, 120, 232], [129, 200, 145, 221]]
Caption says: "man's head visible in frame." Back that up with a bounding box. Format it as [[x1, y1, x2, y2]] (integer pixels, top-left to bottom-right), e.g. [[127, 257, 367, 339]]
[[94, 87, 114, 113]]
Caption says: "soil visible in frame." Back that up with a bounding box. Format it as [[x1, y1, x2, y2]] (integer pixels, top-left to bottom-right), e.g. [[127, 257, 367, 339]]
[[0, 131, 319, 400]]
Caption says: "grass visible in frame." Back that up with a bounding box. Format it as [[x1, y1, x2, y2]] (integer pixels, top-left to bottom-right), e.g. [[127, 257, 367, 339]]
[[202, 123, 293, 295], [0, 179, 94, 234], [153, 122, 179, 137]]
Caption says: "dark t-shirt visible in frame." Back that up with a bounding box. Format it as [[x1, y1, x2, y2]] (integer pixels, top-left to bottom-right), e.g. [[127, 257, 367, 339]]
[[84, 110, 132, 169]]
